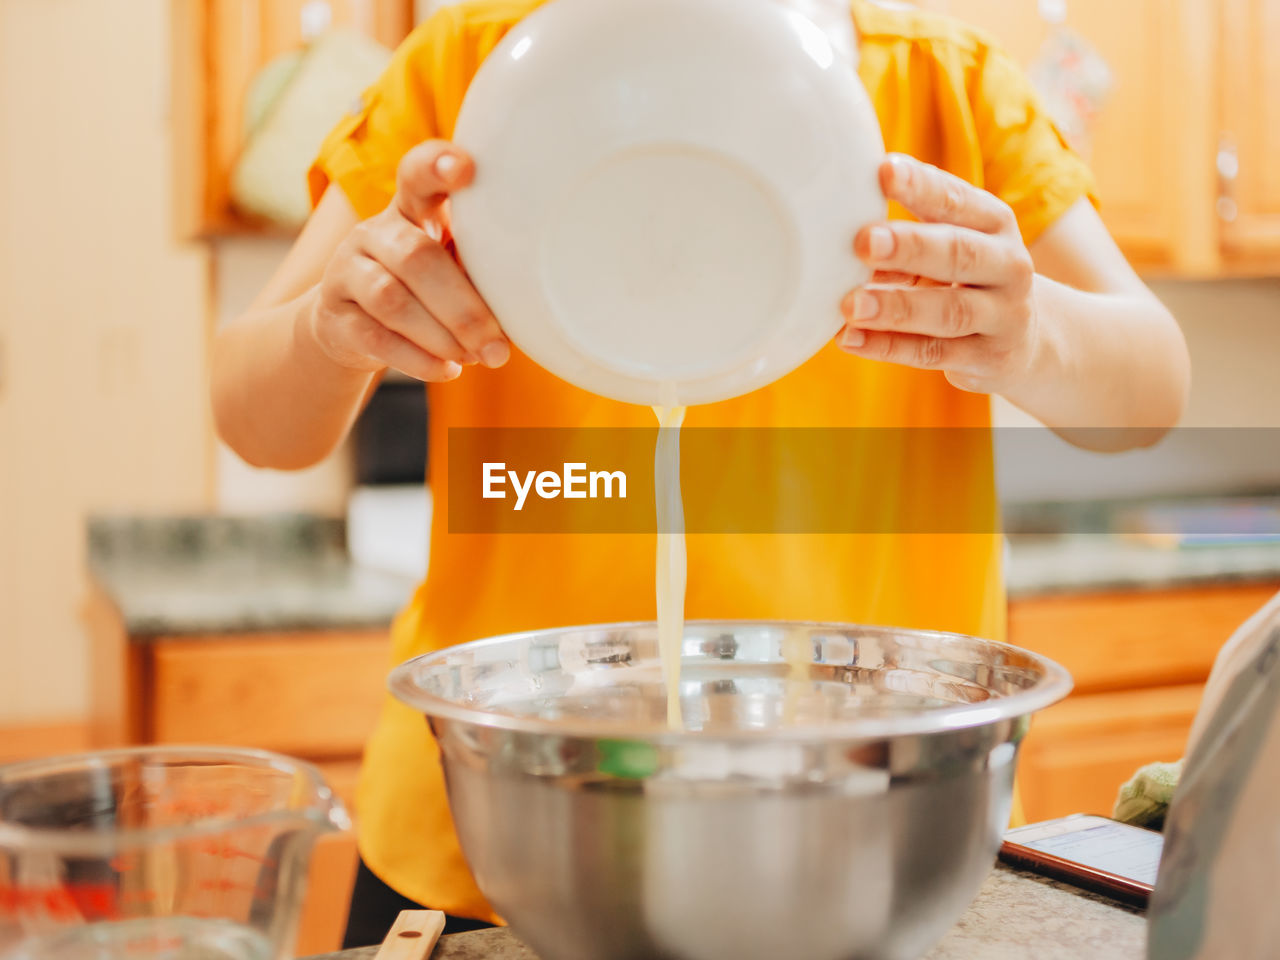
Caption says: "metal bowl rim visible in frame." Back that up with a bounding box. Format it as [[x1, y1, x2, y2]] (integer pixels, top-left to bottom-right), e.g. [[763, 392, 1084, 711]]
[[387, 619, 1073, 742]]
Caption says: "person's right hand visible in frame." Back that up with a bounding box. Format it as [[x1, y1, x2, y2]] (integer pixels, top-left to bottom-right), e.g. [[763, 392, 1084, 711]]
[[307, 140, 510, 381]]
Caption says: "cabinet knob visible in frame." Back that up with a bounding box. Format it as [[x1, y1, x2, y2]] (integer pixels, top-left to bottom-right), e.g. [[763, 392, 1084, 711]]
[[300, 1, 332, 41], [1038, 0, 1068, 25], [1216, 135, 1239, 224]]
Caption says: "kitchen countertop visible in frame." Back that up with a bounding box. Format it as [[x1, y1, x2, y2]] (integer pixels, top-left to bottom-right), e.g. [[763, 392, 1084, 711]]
[[88, 505, 1280, 637], [88, 514, 416, 637], [306, 865, 1145, 960], [1006, 533, 1280, 597]]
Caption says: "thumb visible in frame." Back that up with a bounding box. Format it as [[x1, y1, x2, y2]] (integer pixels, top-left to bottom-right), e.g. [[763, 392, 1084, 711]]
[[394, 140, 475, 229]]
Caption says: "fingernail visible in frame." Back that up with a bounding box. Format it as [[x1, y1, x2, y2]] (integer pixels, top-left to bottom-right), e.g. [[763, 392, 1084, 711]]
[[435, 154, 459, 181], [887, 154, 909, 186], [853, 290, 879, 322], [840, 328, 866, 350], [868, 226, 895, 261], [481, 341, 510, 369], [442, 361, 463, 380]]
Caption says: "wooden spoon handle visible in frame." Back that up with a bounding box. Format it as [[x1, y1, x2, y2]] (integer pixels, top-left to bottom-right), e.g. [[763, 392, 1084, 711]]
[[372, 910, 446, 960]]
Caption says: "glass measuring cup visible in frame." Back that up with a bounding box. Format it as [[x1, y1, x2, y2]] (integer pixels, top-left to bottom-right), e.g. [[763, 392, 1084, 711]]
[[0, 746, 350, 960]]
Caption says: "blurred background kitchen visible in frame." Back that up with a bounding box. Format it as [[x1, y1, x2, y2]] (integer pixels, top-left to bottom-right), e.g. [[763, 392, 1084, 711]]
[[1, 0, 1278, 952]]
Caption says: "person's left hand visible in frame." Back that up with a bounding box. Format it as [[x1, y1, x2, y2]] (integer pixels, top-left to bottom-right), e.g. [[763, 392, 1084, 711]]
[[839, 153, 1040, 395]]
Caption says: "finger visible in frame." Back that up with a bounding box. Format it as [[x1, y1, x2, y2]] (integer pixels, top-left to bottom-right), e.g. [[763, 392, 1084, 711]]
[[880, 154, 1015, 234], [394, 140, 476, 228], [870, 270, 921, 286], [869, 271, 952, 290], [361, 220, 509, 368], [343, 255, 476, 365], [357, 219, 495, 363], [855, 221, 1012, 286], [334, 306, 463, 383], [840, 284, 1006, 338], [836, 327, 984, 374]]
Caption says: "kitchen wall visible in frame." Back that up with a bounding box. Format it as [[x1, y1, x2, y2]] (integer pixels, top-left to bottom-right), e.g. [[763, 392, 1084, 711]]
[[995, 279, 1280, 431], [994, 278, 1280, 501], [0, 0, 212, 726], [1149, 279, 1280, 429]]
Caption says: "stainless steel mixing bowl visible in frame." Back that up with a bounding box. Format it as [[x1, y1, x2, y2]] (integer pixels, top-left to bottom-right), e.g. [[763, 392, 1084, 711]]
[[389, 621, 1071, 960]]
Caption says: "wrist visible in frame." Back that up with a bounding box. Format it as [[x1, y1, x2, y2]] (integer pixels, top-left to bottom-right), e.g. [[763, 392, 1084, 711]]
[[998, 274, 1071, 408]]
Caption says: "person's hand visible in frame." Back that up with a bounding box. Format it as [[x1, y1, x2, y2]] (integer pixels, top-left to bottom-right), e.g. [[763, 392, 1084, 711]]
[[308, 140, 509, 382], [839, 154, 1039, 395]]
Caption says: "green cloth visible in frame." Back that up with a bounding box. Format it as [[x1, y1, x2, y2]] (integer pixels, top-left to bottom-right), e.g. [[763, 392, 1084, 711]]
[[1113, 759, 1184, 829], [231, 29, 391, 228]]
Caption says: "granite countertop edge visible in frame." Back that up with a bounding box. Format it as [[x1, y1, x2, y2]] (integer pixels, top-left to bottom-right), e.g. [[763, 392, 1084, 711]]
[[87, 513, 1280, 638], [87, 513, 418, 639], [1005, 534, 1280, 598], [304, 864, 1146, 960]]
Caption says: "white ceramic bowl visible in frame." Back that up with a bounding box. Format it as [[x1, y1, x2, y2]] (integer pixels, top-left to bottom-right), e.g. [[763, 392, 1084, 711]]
[[449, 0, 886, 406]]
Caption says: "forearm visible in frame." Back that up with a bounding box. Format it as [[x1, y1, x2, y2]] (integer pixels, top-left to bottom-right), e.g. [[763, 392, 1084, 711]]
[[212, 287, 380, 470], [1001, 275, 1190, 451]]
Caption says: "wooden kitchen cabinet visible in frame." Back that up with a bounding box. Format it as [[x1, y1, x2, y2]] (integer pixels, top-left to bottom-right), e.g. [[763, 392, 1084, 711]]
[[914, 0, 1279, 275], [178, 0, 1280, 273], [85, 585, 389, 955], [149, 633, 389, 755], [918, 0, 1218, 273], [173, 0, 416, 237], [1218, 0, 1280, 266], [1017, 684, 1204, 822], [1009, 582, 1280, 822]]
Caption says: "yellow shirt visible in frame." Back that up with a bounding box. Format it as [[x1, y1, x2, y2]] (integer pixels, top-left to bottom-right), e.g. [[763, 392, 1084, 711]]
[[310, 0, 1094, 921]]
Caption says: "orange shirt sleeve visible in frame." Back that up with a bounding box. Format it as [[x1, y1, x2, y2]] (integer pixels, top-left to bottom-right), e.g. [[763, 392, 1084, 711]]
[[969, 42, 1099, 246], [308, 13, 453, 219], [308, 3, 532, 220]]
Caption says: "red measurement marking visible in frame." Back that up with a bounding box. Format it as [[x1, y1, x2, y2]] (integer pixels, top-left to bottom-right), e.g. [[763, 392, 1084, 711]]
[[109, 853, 138, 873], [158, 795, 221, 821], [39, 887, 77, 921], [0, 882, 120, 921], [69, 884, 119, 917], [194, 838, 275, 868]]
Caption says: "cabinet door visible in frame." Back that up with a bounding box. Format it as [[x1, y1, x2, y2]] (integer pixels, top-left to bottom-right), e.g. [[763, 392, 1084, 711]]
[[1219, 0, 1280, 267], [1008, 583, 1278, 819], [914, 0, 1218, 273], [1007, 583, 1278, 694], [150, 632, 389, 755], [1018, 684, 1201, 822]]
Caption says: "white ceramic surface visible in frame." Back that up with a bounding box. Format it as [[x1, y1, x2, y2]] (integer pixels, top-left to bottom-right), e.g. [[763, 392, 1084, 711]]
[[448, 0, 886, 406]]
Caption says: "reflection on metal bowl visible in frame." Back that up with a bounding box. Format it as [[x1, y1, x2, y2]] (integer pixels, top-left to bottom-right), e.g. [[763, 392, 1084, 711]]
[[390, 621, 1072, 960]]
